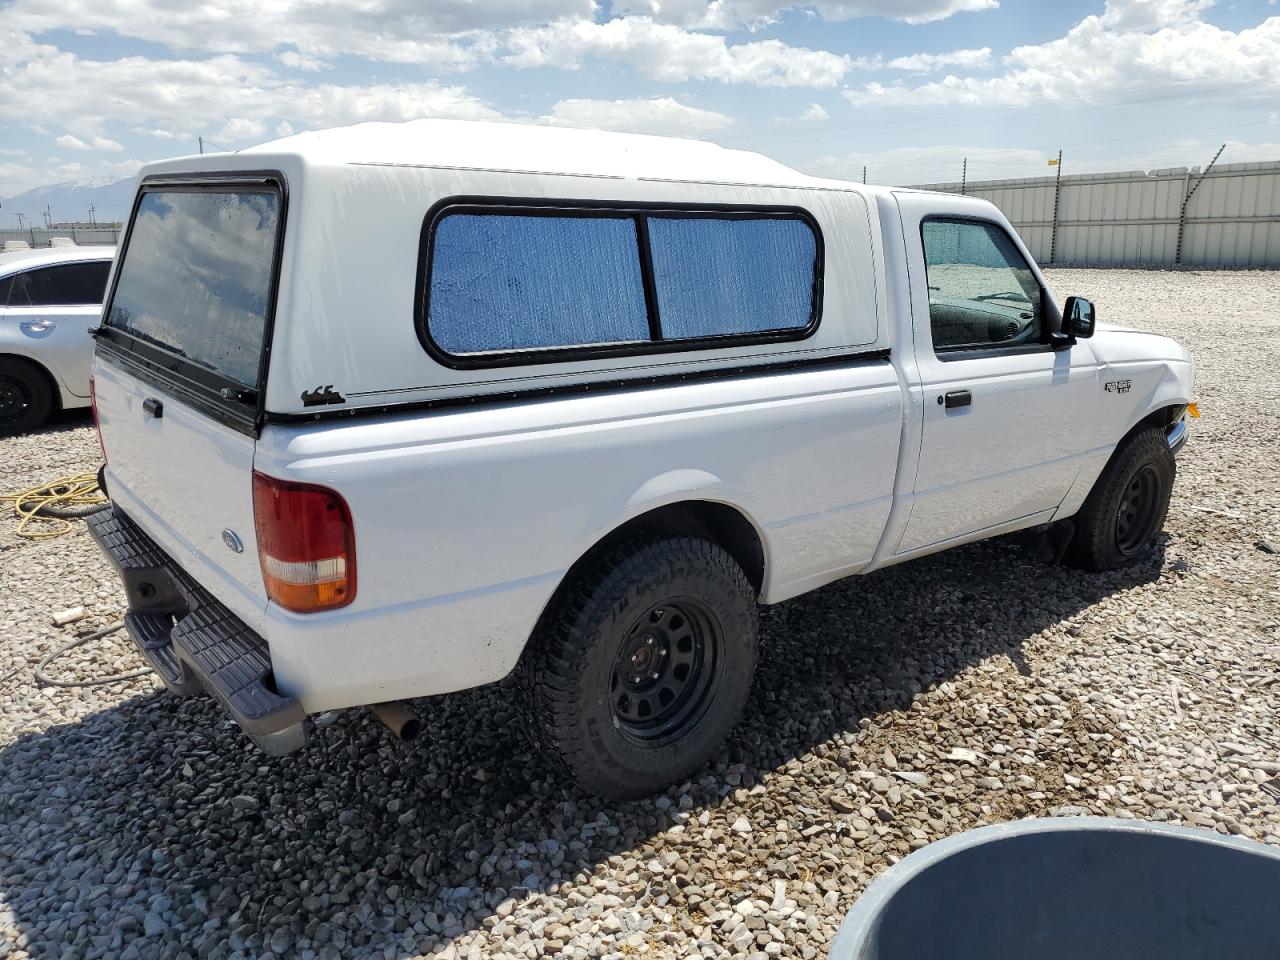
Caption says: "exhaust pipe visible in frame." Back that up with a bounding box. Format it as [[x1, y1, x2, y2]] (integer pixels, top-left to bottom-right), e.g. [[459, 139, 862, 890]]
[[368, 701, 422, 742]]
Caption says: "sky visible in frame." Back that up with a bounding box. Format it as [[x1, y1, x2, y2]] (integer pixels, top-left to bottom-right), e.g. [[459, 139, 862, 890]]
[[1, 0, 1279, 207]]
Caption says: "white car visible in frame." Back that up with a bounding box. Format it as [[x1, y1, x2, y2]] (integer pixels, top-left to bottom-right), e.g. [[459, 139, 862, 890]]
[[0, 245, 115, 434], [87, 120, 1194, 797]]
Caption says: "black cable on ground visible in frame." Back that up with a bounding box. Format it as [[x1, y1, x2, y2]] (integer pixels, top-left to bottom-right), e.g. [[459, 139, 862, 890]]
[[34, 621, 153, 688]]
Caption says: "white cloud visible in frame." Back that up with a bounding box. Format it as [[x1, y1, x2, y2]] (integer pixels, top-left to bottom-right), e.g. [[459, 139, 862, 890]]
[[544, 96, 734, 135], [503, 16, 853, 86], [55, 132, 125, 152], [846, 1, 1280, 107], [617, 0, 997, 28], [801, 102, 830, 121], [887, 47, 991, 71], [3, 0, 592, 64], [0, 160, 39, 195], [217, 118, 268, 142], [0, 34, 503, 148], [276, 50, 329, 72]]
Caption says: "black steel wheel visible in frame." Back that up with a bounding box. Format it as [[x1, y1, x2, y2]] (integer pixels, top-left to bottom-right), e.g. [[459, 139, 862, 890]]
[[1070, 426, 1175, 571], [520, 536, 759, 799], [1115, 464, 1163, 556], [0, 357, 54, 438], [610, 599, 719, 744]]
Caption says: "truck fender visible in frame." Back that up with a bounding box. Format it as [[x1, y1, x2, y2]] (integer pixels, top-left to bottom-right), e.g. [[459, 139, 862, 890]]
[[1056, 363, 1191, 520]]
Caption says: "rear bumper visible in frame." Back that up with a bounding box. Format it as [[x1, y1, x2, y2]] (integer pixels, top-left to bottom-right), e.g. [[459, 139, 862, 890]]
[[87, 505, 308, 756]]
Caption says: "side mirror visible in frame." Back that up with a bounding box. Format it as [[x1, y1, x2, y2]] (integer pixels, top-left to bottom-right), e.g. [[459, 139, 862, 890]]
[[1062, 296, 1096, 339]]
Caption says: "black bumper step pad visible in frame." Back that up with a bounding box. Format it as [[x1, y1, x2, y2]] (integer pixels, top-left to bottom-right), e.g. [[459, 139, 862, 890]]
[[123, 610, 201, 696], [87, 506, 307, 755]]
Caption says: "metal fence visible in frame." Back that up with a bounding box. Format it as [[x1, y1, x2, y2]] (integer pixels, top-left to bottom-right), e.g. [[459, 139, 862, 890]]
[[914, 160, 1280, 269], [0, 226, 120, 250]]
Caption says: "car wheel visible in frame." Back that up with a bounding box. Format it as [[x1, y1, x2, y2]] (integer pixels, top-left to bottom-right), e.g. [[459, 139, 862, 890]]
[[0, 357, 54, 437], [521, 536, 759, 799], [1069, 426, 1175, 571]]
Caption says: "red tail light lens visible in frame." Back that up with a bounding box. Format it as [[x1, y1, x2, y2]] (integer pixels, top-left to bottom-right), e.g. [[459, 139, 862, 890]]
[[252, 471, 356, 613], [90, 376, 107, 463]]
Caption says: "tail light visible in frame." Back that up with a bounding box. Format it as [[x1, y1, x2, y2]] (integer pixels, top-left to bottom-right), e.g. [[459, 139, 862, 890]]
[[252, 472, 356, 612], [90, 376, 107, 463]]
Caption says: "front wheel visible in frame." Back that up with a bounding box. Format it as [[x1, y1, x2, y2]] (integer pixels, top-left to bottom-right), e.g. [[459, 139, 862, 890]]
[[520, 537, 759, 799], [1069, 426, 1175, 571]]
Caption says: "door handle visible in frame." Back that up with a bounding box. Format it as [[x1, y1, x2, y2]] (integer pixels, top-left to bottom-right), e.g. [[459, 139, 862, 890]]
[[19, 319, 55, 336], [143, 397, 163, 419], [941, 390, 972, 409]]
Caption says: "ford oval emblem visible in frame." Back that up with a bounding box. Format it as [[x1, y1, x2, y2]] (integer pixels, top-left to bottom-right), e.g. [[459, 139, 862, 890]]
[[221, 529, 244, 553]]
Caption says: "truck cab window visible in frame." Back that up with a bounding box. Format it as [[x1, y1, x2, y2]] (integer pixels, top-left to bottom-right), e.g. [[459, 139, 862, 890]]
[[921, 219, 1042, 352]]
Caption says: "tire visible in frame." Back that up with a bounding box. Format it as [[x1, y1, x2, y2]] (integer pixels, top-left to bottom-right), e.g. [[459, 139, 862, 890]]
[[1069, 426, 1175, 571], [520, 536, 759, 799], [0, 357, 54, 437]]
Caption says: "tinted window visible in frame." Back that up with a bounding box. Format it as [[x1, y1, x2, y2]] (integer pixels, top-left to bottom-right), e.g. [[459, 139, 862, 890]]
[[6, 260, 111, 307], [922, 219, 1042, 351], [105, 189, 279, 387], [648, 217, 817, 339], [424, 204, 821, 362], [428, 213, 649, 355]]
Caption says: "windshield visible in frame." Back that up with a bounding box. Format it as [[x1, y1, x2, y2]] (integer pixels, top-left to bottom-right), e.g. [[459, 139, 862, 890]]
[[105, 188, 280, 388]]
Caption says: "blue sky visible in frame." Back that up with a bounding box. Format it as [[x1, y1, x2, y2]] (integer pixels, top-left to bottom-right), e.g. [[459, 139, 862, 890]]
[[1, 0, 1278, 204]]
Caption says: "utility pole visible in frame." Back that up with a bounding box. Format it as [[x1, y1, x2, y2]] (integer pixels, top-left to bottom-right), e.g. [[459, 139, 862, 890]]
[[1048, 149, 1063, 265], [14, 212, 26, 230], [862, 165, 866, 185], [43, 204, 52, 228], [961, 157, 967, 195], [199, 136, 204, 155], [1174, 142, 1226, 266], [88, 204, 97, 228]]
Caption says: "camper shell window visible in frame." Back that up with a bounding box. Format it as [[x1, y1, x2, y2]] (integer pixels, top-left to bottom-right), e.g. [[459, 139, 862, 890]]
[[418, 199, 823, 369]]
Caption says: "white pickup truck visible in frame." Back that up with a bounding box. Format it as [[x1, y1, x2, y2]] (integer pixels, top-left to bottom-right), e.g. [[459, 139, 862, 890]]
[[88, 120, 1194, 798]]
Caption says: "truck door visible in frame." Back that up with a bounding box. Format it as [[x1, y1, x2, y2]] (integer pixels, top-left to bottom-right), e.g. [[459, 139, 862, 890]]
[[893, 192, 1099, 554]]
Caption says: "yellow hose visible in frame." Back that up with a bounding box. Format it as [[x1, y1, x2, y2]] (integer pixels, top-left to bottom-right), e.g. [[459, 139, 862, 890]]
[[1, 473, 107, 540]]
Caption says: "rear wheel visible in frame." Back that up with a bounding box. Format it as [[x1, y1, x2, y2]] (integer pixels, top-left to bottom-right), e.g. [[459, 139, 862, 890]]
[[1069, 426, 1175, 571], [521, 537, 758, 799], [0, 357, 54, 437]]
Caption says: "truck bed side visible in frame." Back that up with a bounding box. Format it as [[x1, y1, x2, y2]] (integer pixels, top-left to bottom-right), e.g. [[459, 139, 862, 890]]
[[254, 359, 902, 712]]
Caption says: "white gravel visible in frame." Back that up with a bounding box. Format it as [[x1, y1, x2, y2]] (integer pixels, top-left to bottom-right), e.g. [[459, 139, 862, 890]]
[[1, 268, 1278, 960]]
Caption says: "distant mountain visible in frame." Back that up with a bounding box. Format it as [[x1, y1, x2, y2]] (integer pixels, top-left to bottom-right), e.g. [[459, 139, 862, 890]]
[[0, 177, 136, 226]]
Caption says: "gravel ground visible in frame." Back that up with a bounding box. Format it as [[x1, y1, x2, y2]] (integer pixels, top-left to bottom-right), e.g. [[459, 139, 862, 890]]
[[1, 268, 1278, 960]]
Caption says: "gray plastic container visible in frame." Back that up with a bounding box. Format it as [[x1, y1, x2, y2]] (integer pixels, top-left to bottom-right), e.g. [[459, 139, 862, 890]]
[[829, 817, 1280, 960]]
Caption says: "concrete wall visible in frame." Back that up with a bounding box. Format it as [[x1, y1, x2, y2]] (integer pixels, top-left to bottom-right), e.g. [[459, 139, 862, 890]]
[[0, 227, 120, 250], [915, 160, 1280, 269]]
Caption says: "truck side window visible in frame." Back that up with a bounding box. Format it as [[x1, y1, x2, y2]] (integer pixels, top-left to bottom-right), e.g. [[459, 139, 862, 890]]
[[423, 202, 822, 364], [428, 213, 650, 356], [921, 219, 1042, 353], [647, 216, 816, 339]]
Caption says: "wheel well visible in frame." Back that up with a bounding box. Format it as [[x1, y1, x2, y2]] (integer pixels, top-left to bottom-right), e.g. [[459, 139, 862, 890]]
[[1126, 403, 1184, 443], [567, 501, 766, 598], [0, 354, 61, 412]]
